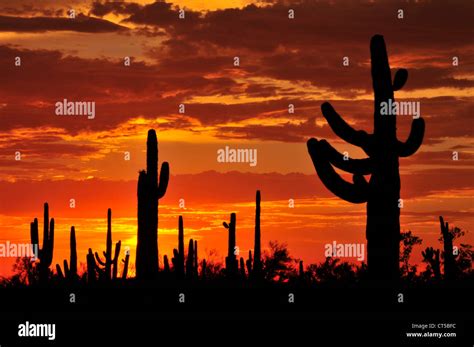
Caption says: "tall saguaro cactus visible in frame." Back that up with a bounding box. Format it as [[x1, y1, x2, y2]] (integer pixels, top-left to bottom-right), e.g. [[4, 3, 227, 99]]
[[307, 35, 425, 280], [253, 190, 262, 278], [30, 203, 54, 283], [136, 129, 169, 279]]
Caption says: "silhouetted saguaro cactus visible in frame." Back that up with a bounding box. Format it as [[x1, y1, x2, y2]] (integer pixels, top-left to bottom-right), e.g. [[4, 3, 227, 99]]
[[246, 250, 253, 274], [56, 226, 77, 281], [299, 260, 304, 281], [136, 129, 169, 280], [202, 259, 207, 279], [307, 35, 425, 280], [94, 208, 121, 281], [186, 239, 194, 279], [163, 255, 170, 274], [194, 240, 198, 278], [422, 247, 441, 280], [122, 252, 130, 280], [240, 257, 246, 279], [253, 190, 262, 279], [86, 248, 97, 283], [224, 213, 238, 277], [439, 216, 456, 280], [171, 216, 185, 279], [30, 203, 55, 283]]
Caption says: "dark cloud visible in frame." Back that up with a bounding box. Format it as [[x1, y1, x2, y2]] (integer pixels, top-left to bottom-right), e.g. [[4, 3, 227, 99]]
[[90, 1, 141, 17], [0, 13, 127, 32]]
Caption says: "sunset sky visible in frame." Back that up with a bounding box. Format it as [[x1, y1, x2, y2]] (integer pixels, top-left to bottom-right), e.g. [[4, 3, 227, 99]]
[[0, 0, 473, 276]]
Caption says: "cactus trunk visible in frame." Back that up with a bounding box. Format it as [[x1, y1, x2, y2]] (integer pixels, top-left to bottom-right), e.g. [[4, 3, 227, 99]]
[[253, 190, 262, 278], [186, 239, 194, 279], [440, 216, 456, 280]]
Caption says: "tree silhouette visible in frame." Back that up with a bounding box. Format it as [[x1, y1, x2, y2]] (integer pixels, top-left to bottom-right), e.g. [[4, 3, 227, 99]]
[[263, 241, 295, 282], [399, 230, 422, 280], [422, 247, 441, 280]]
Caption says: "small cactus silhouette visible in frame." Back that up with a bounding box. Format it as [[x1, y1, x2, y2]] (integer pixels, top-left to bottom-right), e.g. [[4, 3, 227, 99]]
[[240, 257, 246, 279], [252, 190, 262, 279], [163, 255, 170, 274], [439, 216, 456, 280], [94, 208, 121, 281], [194, 240, 198, 278], [246, 250, 253, 275], [307, 35, 425, 280], [171, 216, 185, 279], [121, 252, 130, 280], [201, 259, 207, 279], [86, 248, 97, 283], [56, 226, 77, 281], [299, 260, 305, 281], [186, 239, 195, 279], [223, 213, 238, 278]]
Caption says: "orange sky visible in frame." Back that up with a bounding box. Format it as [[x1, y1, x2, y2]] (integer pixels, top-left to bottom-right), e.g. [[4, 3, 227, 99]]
[[0, 0, 473, 276]]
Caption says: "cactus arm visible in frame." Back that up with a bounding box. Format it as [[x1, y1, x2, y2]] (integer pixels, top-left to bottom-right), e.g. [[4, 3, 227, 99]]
[[393, 69, 408, 91], [318, 139, 373, 175], [30, 218, 39, 247], [113, 241, 121, 263], [70, 226, 77, 276], [56, 264, 64, 278], [43, 203, 49, 252], [321, 102, 370, 149], [45, 218, 54, 266], [172, 249, 179, 261], [439, 216, 449, 235], [94, 252, 106, 266], [156, 162, 169, 199], [63, 260, 69, 277], [398, 118, 425, 157], [307, 138, 368, 203]]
